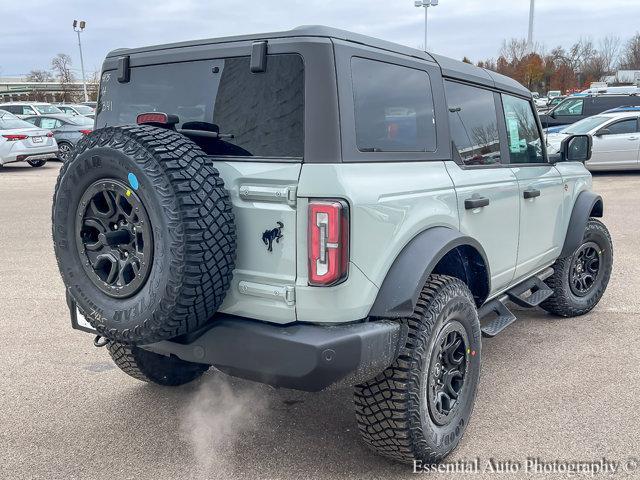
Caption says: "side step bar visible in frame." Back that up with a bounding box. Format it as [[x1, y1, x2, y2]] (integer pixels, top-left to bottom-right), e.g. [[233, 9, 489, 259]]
[[479, 268, 554, 338]]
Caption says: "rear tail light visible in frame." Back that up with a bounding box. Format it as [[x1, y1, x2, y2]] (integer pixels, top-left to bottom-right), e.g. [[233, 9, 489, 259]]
[[79, 129, 93, 135], [2, 134, 28, 141], [46, 132, 53, 137], [136, 112, 179, 126], [308, 199, 349, 286]]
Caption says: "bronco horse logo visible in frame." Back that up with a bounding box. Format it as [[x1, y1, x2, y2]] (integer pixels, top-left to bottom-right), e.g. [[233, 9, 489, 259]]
[[262, 222, 284, 252]]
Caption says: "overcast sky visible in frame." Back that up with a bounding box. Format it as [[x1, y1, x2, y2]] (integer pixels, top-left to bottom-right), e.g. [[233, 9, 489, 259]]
[[1, 0, 639, 77]]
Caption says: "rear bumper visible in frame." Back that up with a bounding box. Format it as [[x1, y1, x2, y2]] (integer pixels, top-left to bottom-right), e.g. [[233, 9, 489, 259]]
[[1, 150, 58, 165], [143, 316, 403, 391]]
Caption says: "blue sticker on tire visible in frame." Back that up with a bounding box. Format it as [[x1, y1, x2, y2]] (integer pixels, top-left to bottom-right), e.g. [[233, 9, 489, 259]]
[[127, 173, 139, 190]]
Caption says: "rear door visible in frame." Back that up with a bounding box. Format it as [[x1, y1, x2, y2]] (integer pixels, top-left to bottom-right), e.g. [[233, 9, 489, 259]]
[[96, 50, 308, 324], [444, 80, 520, 294], [590, 117, 640, 170], [501, 94, 565, 280]]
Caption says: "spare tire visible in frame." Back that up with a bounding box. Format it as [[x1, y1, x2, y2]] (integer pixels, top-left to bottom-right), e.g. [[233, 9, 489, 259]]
[[52, 125, 236, 344]]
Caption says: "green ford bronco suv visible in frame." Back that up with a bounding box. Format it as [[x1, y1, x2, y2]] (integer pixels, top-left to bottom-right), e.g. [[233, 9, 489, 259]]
[[52, 26, 612, 465]]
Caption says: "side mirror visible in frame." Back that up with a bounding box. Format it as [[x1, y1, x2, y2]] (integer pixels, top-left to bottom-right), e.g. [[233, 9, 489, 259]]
[[560, 134, 592, 163], [595, 128, 611, 137]]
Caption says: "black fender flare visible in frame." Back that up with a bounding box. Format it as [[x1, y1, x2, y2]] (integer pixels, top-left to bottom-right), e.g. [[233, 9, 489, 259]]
[[368, 227, 490, 318], [559, 191, 604, 258]]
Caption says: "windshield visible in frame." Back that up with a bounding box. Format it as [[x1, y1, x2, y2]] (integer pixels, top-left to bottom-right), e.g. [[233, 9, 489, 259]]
[[35, 104, 63, 114], [0, 117, 37, 130], [562, 116, 610, 134]]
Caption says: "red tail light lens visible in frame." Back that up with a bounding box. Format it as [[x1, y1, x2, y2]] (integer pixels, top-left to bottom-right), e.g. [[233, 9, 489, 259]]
[[308, 199, 349, 286], [2, 134, 28, 141], [46, 132, 54, 138], [137, 112, 169, 125], [79, 129, 93, 135]]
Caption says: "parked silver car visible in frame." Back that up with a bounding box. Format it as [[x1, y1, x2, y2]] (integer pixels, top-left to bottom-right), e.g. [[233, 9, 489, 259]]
[[54, 103, 95, 118], [546, 109, 640, 170], [23, 114, 93, 161], [0, 102, 63, 118], [0, 110, 58, 167]]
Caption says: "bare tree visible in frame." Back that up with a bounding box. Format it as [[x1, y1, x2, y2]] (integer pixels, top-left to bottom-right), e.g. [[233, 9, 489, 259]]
[[26, 69, 54, 101], [619, 33, 640, 70], [599, 36, 621, 73], [26, 69, 53, 83], [51, 53, 76, 102]]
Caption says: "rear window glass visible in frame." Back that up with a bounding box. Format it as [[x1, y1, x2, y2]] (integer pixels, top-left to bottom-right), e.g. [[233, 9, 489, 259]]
[[68, 116, 94, 126], [351, 57, 436, 153], [97, 55, 304, 158]]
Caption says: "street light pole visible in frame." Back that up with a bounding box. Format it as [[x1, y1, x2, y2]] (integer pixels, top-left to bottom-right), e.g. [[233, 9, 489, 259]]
[[414, 0, 439, 52], [527, 0, 535, 51], [73, 19, 88, 103]]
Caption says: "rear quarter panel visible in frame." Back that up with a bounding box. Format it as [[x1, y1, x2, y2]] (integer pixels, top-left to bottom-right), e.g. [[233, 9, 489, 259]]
[[296, 161, 459, 323]]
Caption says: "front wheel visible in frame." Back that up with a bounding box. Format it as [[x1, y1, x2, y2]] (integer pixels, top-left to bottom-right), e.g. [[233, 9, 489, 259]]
[[106, 342, 209, 386], [541, 218, 613, 317], [354, 275, 482, 465]]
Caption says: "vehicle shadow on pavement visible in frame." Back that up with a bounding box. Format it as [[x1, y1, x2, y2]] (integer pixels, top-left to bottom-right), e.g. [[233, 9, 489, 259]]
[[76, 371, 411, 479]]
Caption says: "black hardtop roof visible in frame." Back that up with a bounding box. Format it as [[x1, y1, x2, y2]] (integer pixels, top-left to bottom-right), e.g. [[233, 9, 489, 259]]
[[107, 25, 530, 97]]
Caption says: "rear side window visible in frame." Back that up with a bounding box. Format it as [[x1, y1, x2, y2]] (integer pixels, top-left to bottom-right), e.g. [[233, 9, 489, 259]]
[[351, 58, 436, 153], [97, 55, 304, 158], [444, 81, 501, 166]]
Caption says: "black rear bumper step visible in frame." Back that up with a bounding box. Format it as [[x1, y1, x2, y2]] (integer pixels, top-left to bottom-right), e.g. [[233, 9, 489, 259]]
[[141, 316, 403, 392]]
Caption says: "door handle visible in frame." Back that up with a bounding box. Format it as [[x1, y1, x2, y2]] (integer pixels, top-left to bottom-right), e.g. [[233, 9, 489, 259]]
[[465, 196, 490, 210], [523, 188, 541, 199], [628, 137, 639, 141]]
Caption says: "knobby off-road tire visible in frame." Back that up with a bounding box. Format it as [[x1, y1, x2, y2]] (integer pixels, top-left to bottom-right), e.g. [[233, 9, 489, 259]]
[[541, 218, 612, 317], [354, 275, 482, 465], [52, 125, 236, 344], [107, 341, 209, 386]]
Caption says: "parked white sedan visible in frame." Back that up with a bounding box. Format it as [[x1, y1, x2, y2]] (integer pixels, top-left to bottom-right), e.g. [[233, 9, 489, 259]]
[[546, 109, 640, 171], [0, 110, 59, 168]]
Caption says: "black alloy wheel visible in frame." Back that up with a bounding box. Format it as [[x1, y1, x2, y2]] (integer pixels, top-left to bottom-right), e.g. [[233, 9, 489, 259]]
[[427, 321, 469, 426], [75, 179, 153, 298], [569, 241, 601, 297]]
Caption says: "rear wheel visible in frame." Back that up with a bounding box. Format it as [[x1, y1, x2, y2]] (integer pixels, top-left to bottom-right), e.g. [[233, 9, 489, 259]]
[[106, 341, 209, 386], [354, 275, 481, 464], [28, 159, 46, 168], [541, 218, 612, 317], [57, 142, 73, 162]]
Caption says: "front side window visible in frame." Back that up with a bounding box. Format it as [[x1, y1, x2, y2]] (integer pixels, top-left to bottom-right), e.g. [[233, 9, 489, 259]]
[[97, 55, 304, 158], [351, 57, 436, 153], [605, 118, 638, 135], [552, 98, 584, 116], [502, 94, 545, 164], [445, 81, 501, 166]]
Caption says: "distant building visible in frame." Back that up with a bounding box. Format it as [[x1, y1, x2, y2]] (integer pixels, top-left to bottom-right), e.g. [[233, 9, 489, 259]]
[[601, 70, 640, 86], [0, 76, 97, 102]]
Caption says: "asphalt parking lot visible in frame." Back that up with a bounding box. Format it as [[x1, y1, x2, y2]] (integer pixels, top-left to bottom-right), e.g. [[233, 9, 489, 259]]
[[1, 162, 639, 480]]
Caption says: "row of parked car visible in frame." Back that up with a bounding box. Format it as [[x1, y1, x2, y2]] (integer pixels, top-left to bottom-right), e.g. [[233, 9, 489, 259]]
[[533, 89, 640, 171], [0, 102, 94, 167]]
